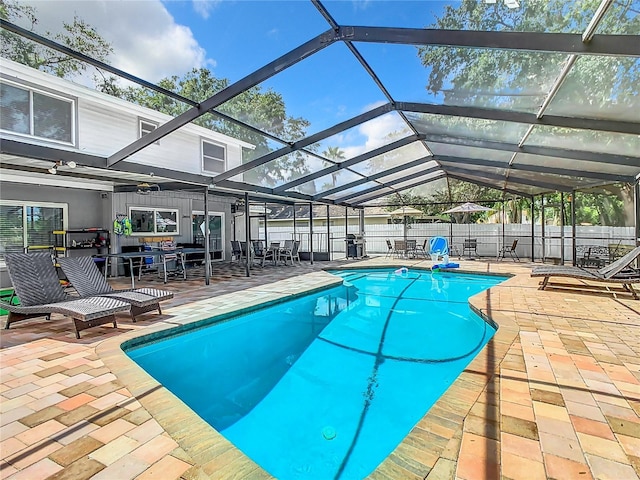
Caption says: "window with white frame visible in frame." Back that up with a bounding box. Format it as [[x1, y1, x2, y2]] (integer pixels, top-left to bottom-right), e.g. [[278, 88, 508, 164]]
[[0, 80, 74, 145], [139, 119, 159, 144], [129, 207, 179, 235], [0, 200, 68, 259], [202, 139, 226, 174]]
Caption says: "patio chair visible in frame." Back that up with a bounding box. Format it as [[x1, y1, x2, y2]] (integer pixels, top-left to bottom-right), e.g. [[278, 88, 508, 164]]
[[394, 240, 406, 258], [230, 240, 243, 262], [385, 239, 394, 258], [280, 240, 301, 265], [497, 239, 520, 262], [413, 239, 428, 258], [405, 239, 417, 258], [531, 245, 640, 299], [2, 253, 130, 338], [252, 241, 275, 267], [58, 256, 173, 322], [462, 238, 479, 258]]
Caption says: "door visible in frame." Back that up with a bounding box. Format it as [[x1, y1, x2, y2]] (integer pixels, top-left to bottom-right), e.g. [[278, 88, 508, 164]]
[[192, 211, 224, 260]]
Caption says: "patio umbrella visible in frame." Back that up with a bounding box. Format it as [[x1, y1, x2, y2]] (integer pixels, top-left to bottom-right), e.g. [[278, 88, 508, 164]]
[[389, 206, 424, 217], [443, 202, 494, 248], [390, 206, 424, 243]]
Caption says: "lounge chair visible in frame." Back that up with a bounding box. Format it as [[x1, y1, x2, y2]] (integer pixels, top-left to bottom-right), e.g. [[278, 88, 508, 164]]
[[531, 246, 640, 299], [58, 256, 173, 321], [2, 252, 130, 338]]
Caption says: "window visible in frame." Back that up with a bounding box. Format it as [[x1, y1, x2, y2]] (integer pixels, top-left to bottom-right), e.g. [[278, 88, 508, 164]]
[[0, 81, 74, 144], [129, 207, 179, 235], [202, 140, 226, 174], [139, 119, 159, 144], [0, 200, 67, 258]]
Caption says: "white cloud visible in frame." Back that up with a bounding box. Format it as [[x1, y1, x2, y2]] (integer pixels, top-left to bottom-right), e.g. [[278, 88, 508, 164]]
[[18, 0, 212, 82], [339, 112, 409, 159], [192, 0, 219, 20]]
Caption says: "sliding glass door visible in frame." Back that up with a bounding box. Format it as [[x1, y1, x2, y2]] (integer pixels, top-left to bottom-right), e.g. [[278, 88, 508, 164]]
[[192, 211, 224, 260], [0, 201, 67, 258]]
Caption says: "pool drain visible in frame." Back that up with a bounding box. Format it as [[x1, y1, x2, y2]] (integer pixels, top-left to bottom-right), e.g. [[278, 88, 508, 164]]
[[322, 426, 336, 440]]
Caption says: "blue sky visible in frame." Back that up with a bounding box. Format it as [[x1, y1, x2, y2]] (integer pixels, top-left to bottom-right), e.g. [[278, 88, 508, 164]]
[[158, 1, 446, 151], [23, 0, 447, 156]]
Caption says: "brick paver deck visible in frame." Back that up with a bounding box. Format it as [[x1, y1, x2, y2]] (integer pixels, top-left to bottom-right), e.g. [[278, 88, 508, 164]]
[[1, 257, 639, 479]]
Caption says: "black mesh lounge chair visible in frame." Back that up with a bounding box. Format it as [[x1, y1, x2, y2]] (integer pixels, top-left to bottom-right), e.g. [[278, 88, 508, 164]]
[[58, 256, 173, 322], [2, 253, 130, 338], [531, 246, 640, 299]]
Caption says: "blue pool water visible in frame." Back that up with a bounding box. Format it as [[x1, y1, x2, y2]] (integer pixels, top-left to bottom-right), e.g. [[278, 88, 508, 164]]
[[126, 268, 505, 479]]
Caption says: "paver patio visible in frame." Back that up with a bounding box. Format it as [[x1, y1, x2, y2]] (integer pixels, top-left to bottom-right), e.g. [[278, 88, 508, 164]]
[[1, 257, 639, 479]]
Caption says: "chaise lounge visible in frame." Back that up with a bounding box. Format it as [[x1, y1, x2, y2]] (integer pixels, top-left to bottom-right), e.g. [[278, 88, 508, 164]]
[[2, 252, 130, 338], [58, 256, 173, 321], [531, 246, 640, 299]]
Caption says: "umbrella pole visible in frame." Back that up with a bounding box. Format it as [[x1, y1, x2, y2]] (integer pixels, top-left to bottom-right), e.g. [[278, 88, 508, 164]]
[[403, 215, 407, 245]]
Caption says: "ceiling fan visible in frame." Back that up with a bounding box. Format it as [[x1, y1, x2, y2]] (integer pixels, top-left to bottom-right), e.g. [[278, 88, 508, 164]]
[[136, 182, 160, 195]]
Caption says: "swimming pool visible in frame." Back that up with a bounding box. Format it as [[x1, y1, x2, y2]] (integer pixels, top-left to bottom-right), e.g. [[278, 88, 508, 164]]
[[126, 268, 505, 479]]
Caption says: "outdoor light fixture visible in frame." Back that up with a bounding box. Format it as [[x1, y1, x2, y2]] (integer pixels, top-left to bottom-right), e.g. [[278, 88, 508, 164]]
[[47, 160, 77, 174]]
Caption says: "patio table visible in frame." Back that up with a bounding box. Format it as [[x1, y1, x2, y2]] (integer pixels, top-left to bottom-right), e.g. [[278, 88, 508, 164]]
[[99, 248, 211, 287]]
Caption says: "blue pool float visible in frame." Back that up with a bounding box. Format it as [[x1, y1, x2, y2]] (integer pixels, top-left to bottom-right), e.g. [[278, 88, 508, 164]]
[[432, 262, 460, 270]]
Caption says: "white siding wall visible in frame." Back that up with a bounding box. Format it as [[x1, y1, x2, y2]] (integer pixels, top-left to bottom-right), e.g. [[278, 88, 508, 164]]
[[2, 59, 251, 175]]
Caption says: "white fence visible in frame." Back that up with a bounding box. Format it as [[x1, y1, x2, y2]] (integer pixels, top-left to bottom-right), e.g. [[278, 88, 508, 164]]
[[260, 224, 635, 262]]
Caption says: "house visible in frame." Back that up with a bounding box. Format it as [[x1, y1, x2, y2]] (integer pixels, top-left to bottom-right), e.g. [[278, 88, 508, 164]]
[[0, 59, 254, 287]]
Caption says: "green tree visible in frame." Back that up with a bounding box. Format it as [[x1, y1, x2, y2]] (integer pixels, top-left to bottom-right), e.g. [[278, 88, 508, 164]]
[[416, 0, 638, 225], [116, 68, 312, 188], [534, 184, 632, 227], [0, 0, 112, 79], [322, 146, 346, 188]]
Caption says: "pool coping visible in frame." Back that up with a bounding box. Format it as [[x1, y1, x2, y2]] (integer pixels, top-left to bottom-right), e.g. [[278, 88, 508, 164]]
[[96, 265, 521, 479]]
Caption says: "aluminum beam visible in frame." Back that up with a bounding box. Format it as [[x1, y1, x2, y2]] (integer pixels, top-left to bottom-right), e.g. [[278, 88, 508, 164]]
[[1, 163, 128, 185], [352, 174, 447, 206], [419, 133, 638, 167], [116, 161, 210, 186], [400, 102, 640, 135], [435, 156, 634, 183], [274, 134, 421, 192], [216, 179, 332, 204], [107, 30, 337, 166], [0, 20, 198, 108], [0, 139, 106, 168], [447, 174, 531, 199], [312, 155, 433, 200], [445, 165, 573, 192], [113, 182, 199, 193], [209, 109, 333, 166], [340, 26, 640, 56], [210, 103, 393, 183], [336, 165, 441, 202], [206, 187, 296, 205]]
